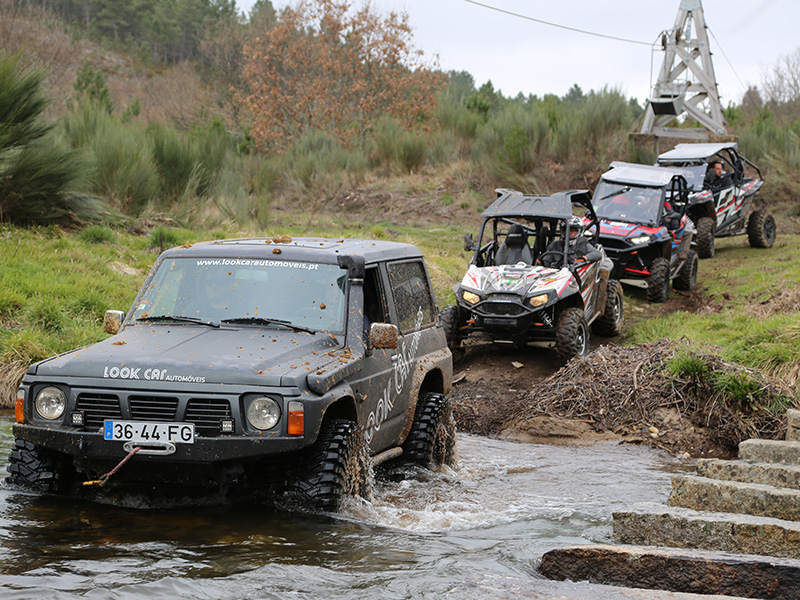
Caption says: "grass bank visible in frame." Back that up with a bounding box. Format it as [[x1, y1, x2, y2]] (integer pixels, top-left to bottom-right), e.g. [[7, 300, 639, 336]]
[[1, 222, 798, 406]]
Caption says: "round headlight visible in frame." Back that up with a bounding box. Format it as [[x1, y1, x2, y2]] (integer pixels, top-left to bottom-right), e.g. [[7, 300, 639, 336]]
[[35, 386, 67, 420], [247, 397, 281, 430]]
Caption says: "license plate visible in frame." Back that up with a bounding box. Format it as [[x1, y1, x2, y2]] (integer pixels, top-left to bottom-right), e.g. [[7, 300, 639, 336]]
[[103, 421, 194, 444]]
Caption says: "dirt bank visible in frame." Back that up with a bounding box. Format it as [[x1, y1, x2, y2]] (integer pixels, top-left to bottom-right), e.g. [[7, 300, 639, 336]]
[[451, 339, 798, 459]]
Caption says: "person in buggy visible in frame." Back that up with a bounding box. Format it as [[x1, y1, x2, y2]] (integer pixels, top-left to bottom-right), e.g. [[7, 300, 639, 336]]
[[539, 216, 602, 267]]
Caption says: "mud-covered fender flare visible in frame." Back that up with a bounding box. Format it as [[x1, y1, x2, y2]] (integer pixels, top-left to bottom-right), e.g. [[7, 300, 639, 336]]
[[398, 348, 453, 442], [305, 382, 358, 445]]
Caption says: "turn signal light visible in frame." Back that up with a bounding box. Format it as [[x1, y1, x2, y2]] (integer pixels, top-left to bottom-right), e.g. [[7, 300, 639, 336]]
[[15, 389, 24, 423], [287, 401, 304, 436]]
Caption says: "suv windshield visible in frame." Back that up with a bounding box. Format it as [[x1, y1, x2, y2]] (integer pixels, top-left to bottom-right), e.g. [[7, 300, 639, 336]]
[[132, 258, 347, 333], [593, 182, 664, 226]]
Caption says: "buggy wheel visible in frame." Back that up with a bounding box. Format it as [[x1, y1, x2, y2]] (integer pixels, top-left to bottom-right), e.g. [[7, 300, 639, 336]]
[[747, 209, 777, 248], [283, 419, 371, 513], [555, 307, 589, 362], [592, 279, 623, 337], [402, 392, 457, 469], [696, 217, 715, 258], [439, 305, 465, 361], [646, 257, 670, 303], [6, 439, 71, 493], [673, 249, 698, 291]]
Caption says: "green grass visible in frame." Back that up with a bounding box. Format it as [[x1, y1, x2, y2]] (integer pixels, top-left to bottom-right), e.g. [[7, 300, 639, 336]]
[[623, 234, 800, 381]]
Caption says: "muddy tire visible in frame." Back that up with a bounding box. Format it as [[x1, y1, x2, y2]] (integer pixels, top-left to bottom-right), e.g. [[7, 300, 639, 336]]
[[673, 249, 698, 291], [696, 217, 715, 258], [6, 439, 70, 493], [592, 279, 623, 337], [283, 419, 371, 512], [402, 392, 457, 469], [646, 257, 670, 303], [554, 307, 589, 362], [439, 305, 465, 360], [747, 209, 776, 248]]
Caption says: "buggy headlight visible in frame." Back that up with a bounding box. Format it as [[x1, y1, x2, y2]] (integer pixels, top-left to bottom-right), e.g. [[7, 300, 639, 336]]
[[35, 386, 66, 420], [247, 396, 281, 430], [462, 290, 480, 305], [629, 235, 651, 245], [528, 294, 549, 308]]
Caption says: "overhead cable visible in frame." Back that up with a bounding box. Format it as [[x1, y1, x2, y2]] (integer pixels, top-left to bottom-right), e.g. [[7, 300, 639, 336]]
[[459, 0, 651, 46]]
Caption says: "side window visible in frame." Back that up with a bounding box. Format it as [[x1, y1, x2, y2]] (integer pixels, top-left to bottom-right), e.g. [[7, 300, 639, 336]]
[[386, 260, 436, 333], [364, 267, 388, 328]]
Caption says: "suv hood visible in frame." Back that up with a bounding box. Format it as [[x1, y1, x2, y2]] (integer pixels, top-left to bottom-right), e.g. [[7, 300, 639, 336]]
[[30, 325, 345, 387]]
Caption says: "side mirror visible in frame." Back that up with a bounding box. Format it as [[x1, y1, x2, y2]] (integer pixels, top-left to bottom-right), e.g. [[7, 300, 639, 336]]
[[368, 322, 399, 352], [464, 232, 475, 252], [103, 310, 125, 335]]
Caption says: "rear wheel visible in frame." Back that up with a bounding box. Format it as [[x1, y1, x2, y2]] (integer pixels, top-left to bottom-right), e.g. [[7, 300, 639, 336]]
[[6, 439, 71, 493], [646, 257, 670, 303], [747, 209, 777, 248], [555, 307, 589, 362], [402, 392, 457, 469], [696, 217, 715, 258], [673, 249, 698, 291], [592, 280, 623, 337], [283, 419, 371, 512]]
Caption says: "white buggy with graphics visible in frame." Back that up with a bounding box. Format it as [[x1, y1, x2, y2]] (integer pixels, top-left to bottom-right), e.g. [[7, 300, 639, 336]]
[[656, 142, 776, 258], [441, 189, 624, 362]]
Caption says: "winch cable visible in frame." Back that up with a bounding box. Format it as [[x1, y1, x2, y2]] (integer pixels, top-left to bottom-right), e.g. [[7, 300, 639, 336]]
[[82, 446, 142, 487]]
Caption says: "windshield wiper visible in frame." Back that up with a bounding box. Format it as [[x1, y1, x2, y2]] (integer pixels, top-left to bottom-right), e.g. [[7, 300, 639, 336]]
[[221, 316, 316, 334], [137, 315, 220, 328], [595, 186, 631, 204]]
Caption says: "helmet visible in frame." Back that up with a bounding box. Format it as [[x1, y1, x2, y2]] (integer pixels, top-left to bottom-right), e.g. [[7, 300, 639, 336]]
[[566, 216, 584, 238]]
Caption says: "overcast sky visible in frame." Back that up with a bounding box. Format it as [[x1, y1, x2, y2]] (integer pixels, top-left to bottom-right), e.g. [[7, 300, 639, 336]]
[[234, 0, 796, 105]]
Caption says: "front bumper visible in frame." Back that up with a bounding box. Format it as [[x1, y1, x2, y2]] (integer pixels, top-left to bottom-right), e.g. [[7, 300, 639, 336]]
[[13, 423, 305, 463], [458, 296, 555, 340]]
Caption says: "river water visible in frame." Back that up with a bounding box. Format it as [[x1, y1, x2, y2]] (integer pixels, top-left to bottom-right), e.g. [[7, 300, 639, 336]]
[[0, 414, 690, 599]]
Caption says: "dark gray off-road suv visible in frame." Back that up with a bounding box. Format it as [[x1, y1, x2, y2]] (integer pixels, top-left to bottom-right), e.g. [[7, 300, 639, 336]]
[[8, 238, 455, 511]]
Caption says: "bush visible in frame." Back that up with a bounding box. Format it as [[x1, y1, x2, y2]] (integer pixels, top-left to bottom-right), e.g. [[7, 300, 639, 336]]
[[0, 52, 82, 224], [78, 225, 116, 244], [282, 130, 366, 191], [147, 226, 191, 253]]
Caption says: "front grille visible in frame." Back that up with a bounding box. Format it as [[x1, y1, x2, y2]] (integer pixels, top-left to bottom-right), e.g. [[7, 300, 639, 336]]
[[481, 302, 525, 317], [185, 398, 233, 435], [75, 392, 122, 428], [129, 395, 179, 421], [598, 237, 632, 250]]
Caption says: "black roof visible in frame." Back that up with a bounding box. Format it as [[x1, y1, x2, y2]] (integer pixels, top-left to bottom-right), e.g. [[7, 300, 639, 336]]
[[481, 189, 591, 220], [159, 237, 422, 265]]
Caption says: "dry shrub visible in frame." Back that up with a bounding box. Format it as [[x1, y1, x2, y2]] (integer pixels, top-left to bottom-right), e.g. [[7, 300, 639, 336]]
[[0, 360, 26, 409], [142, 63, 220, 128], [507, 340, 799, 454], [0, 1, 79, 113]]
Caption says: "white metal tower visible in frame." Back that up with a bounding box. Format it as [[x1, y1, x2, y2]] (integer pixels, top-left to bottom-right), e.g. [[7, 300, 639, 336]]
[[641, 0, 726, 137]]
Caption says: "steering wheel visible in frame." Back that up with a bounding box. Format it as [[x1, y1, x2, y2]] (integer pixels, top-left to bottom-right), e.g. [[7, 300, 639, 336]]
[[537, 251, 566, 268]]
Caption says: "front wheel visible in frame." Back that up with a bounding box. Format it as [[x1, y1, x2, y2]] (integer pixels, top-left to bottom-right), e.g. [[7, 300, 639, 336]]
[[6, 439, 71, 493], [696, 217, 715, 258], [747, 209, 777, 248], [555, 307, 589, 362], [402, 392, 457, 469], [282, 419, 371, 513], [592, 279, 624, 337], [439, 305, 466, 361], [673, 249, 698, 291], [646, 257, 670, 303]]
